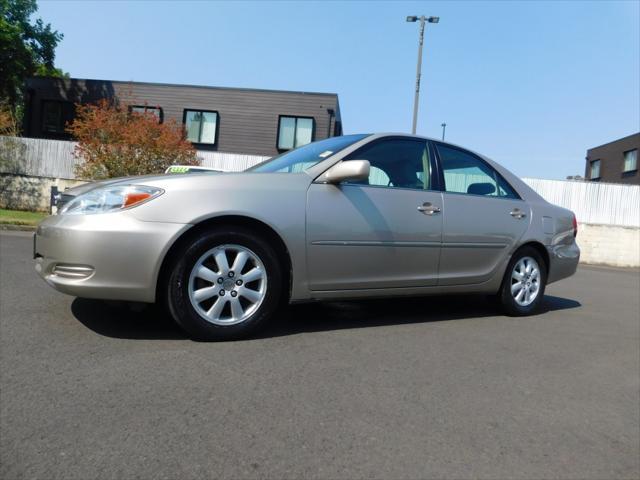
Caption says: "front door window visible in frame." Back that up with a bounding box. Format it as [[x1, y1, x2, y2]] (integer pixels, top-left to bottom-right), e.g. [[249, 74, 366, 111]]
[[344, 138, 433, 190]]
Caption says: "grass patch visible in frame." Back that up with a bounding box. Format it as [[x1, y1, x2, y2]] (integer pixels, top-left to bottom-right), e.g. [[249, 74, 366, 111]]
[[0, 208, 48, 226]]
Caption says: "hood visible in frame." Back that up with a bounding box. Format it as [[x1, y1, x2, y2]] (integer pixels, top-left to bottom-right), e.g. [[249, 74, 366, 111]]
[[62, 171, 225, 197]]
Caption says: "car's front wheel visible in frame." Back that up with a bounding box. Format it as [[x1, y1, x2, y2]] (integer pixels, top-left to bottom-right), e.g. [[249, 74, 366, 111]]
[[499, 246, 547, 316], [166, 227, 283, 341]]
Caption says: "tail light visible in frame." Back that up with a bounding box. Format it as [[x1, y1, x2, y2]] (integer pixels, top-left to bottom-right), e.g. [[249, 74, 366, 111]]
[[572, 214, 578, 238]]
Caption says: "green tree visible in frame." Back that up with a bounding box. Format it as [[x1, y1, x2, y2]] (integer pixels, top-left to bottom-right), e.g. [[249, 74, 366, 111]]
[[0, 0, 64, 108]]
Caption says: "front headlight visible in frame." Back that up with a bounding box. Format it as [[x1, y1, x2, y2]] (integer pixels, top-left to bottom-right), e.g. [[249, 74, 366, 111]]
[[59, 185, 164, 215]]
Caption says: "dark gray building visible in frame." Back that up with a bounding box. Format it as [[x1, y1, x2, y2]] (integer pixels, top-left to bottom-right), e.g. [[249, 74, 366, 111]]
[[23, 77, 343, 157], [585, 133, 639, 185]]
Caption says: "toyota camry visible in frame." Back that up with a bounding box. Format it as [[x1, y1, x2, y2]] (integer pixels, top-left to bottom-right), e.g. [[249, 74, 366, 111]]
[[34, 133, 580, 340]]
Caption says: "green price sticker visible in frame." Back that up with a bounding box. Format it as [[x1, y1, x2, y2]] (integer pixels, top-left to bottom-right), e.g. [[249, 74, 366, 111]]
[[167, 166, 190, 173]]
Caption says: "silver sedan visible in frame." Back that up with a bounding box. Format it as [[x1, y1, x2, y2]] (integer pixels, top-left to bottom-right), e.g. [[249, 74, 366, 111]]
[[34, 134, 580, 340]]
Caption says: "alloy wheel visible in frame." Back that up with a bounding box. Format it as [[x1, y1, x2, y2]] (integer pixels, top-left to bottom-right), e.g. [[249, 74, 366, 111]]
[[187, 244, 267, 325], [510, 256, 541, 307]]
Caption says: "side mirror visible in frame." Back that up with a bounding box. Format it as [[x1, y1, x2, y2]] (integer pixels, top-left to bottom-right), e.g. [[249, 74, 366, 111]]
[[322, 160, 370, 184]]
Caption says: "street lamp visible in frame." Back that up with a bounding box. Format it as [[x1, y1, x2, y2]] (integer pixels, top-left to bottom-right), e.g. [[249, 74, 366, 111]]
[[406, 15, 439, 135]]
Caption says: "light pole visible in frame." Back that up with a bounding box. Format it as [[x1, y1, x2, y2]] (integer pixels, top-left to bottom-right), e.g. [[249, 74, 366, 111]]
[[406, 15, 439, 135], [441, 122, 446, 141]]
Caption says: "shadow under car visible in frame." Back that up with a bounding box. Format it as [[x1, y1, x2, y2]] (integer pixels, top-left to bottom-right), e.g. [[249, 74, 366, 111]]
[[71, 294, 581, 341]]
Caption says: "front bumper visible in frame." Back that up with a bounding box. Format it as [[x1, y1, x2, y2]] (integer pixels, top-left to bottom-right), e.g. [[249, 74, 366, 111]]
[[34, 212, 189, 302]]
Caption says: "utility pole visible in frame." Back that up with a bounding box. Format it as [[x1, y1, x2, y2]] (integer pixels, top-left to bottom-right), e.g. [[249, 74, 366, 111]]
[[406, 15, 439, 134], [441, 122, 446, 141]]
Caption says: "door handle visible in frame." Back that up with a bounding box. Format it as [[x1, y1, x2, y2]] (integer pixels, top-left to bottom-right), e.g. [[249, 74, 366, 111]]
[[510, 208, 526, 219], [418, 202, 441, 215]]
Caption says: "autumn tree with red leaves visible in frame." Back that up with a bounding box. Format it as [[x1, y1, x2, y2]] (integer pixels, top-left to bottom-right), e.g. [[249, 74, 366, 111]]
[[68, 99, 199, 179]]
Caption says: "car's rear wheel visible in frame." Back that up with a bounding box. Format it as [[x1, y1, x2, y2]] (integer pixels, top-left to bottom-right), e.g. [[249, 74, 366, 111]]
[[499, 246, 547, 316], [166, 227, 282, 341]]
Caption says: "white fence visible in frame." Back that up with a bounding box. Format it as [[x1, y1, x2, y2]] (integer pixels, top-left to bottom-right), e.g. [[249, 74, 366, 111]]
[[0, 135, 267, 179], [523, 177, 639, 228], [198, 150, 267, 171], [0, 136, 77, 178], [1, 136, 639, 228]]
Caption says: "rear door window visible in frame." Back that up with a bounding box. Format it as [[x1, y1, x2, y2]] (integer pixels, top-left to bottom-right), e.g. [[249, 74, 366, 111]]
[[436, 144, 519, 199]]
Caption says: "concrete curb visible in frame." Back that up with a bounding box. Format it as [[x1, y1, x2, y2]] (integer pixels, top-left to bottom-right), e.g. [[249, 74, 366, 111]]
[[579, 263, 640, 272], [0, 224, 37, 232]]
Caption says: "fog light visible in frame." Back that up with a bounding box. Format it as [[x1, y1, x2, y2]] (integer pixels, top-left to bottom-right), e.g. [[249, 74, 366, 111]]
[[51, 264, 95, 279]]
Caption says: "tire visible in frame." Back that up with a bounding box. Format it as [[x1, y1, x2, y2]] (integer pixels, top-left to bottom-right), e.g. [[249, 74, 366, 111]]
[[499, 246, 547, 316], [166, 226, 283, 341]]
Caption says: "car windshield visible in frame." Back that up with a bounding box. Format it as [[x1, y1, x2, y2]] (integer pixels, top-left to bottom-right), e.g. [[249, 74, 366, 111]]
[[247, 134, 369, 173]]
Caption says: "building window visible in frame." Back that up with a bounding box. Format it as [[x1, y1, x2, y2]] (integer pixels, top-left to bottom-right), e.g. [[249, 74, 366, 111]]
[[130, 105, 163, 123], [277, 116, 314, 150], [590, 159, 601, 180], [623, 149, 637, 173], [183, 110, 218, 145], [334, 120, 343, 137], [42, 100, 73, 134]]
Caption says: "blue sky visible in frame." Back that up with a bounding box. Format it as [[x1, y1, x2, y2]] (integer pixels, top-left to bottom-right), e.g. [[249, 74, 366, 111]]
[[39, 0, 639, 179]]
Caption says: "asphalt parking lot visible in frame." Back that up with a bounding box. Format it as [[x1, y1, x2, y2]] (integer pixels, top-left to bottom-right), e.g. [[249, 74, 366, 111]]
[[1, 230, 639, 480]]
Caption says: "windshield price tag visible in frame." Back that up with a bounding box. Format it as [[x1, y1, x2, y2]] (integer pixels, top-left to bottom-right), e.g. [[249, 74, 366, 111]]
[[167, 166, 190, 173]]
